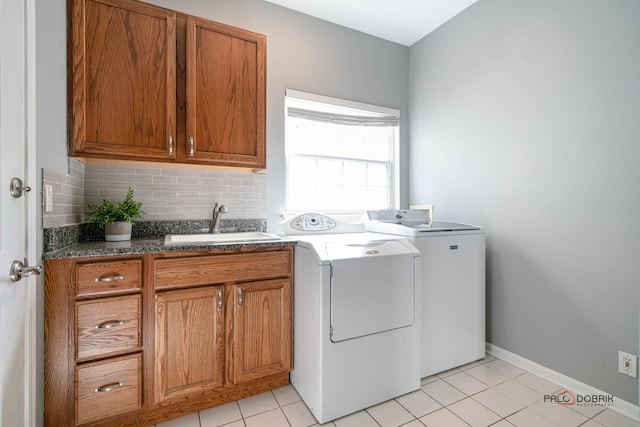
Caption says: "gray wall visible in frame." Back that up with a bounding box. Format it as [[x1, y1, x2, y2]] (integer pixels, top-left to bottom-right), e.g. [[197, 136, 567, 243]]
[[409, 0, 639, 404]]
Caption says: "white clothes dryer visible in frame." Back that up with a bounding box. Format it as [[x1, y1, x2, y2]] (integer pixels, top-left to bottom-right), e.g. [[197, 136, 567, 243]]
[[282, 213, 421, 423]]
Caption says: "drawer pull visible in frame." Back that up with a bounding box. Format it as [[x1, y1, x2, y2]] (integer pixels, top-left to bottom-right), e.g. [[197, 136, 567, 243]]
[[94, 381, 124, 393], [94, 274, 124, 283], [94, 320, 125, 330], [217, 288, 223, 312]]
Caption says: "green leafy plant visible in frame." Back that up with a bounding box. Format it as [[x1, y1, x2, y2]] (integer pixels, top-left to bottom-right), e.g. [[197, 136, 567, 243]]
[[87, 187, 146, 228]]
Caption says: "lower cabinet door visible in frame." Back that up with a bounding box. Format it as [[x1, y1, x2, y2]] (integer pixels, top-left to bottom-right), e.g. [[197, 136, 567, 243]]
[[76, 353, 142, 425], [229, 278, 292, 384], [154, 286, 225, 403]]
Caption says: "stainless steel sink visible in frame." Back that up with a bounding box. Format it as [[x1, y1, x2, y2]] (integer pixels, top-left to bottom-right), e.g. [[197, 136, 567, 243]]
[[164, 231, 283, 245]]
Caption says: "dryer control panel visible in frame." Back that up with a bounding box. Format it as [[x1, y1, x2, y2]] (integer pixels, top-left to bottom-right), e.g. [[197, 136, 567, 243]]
[[281, 213, 365, 235], [291, 213, 336, 232]]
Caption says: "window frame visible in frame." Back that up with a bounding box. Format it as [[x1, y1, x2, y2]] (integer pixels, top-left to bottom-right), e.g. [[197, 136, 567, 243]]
[[284, 89, 400, 215]]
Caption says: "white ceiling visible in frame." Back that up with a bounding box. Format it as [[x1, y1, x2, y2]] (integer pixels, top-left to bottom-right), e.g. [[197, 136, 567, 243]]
[[263, 0, 478, 46]]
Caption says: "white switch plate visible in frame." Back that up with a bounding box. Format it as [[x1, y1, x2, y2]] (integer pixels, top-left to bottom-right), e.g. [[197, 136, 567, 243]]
[[44, 184, 53, 213]]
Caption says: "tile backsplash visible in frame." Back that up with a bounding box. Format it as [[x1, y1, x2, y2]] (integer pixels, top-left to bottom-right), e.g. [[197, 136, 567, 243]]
[[42, 159, 267, 228], [84, 164, 266, 220], [42, 158, 85, 228]]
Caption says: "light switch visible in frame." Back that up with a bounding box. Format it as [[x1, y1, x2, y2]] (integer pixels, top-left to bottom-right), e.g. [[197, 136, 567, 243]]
[[44, 185, 53, 213]]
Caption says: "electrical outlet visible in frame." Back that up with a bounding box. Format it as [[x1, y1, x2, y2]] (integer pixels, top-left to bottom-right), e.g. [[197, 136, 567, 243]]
[[618, 351, 637, 378]]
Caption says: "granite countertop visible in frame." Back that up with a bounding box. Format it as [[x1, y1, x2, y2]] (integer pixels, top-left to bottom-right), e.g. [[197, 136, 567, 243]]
[[43, 219, 296, 260], [42, 237, 296, 260]]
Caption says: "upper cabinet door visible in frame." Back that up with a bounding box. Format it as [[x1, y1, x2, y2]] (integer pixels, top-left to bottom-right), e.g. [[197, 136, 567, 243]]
[[185, 16, 266, 169], [69, 0, 177, 160]]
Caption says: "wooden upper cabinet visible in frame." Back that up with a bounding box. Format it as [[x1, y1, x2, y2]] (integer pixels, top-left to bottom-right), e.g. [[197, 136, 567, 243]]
[[185, 17, 266, 168], [68, 0, 267, 169], [69, 0, 177, 160]]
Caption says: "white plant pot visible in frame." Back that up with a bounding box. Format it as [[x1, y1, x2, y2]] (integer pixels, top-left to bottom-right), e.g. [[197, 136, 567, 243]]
[[104, 222, 132, 241]]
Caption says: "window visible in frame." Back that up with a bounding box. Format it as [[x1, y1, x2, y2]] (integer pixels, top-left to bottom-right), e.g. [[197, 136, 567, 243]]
[[285, 90, 399, 214]]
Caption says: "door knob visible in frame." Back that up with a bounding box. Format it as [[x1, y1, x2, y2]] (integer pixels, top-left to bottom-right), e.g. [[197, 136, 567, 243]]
[[9, 177, 31, 198], [10, 258, 42, 282]]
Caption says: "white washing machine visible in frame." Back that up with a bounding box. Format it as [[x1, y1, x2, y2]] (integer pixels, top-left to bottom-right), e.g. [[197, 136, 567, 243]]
[[282, 213, 421, 423], [366, 209, 486, 378]]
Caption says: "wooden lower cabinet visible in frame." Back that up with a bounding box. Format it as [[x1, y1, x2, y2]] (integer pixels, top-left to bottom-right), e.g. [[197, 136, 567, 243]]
[[154, 286, 225, 403], [44, 246, 293, 426], [230, 279, 292, 384]]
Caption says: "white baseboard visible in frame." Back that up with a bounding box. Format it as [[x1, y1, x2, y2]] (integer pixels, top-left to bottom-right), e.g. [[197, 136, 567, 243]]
[[486, 343, 639, 422]]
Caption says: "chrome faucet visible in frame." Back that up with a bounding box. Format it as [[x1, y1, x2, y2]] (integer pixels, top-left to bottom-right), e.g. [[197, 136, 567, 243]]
[[210, 203, 228, 234]]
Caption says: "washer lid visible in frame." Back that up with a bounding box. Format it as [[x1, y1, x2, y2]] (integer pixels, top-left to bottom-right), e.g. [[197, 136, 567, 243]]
[[366, 209, 429, 223], [365, 209, 481, 236], [366, 220, 481, 236], [403, 220, 480, 232]]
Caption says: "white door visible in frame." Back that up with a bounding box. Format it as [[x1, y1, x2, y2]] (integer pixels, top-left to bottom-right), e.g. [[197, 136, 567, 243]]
[[1, 0, 38, 425]]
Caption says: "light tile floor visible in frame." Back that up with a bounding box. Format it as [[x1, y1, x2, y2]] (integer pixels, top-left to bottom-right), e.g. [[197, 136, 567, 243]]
[[155, 355, 637, 427]]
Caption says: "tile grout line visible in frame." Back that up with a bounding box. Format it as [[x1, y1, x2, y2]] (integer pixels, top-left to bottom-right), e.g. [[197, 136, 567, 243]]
[[161, 355, 633, 427]]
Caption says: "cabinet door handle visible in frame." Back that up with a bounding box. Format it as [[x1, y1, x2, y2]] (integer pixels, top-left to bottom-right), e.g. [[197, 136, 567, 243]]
[[237, 288, 243, 308], [94, 320, 125, 330], [189, 136, 194, 156], [94, 381, 124, 393], [94, 274, 124, 283], [217, 288, 223, 312], [168, 134, 173, 156]]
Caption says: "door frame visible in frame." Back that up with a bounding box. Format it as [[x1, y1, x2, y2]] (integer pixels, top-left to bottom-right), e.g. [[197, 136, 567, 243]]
[[25, 0, 38, 424]]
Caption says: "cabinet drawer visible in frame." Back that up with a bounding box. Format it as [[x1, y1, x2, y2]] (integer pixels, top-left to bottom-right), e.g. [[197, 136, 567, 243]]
[[76, 295, 141, 361], [76, 260, 142, 296], [76, 353, 141, 425], [154, 251, 291, 289]]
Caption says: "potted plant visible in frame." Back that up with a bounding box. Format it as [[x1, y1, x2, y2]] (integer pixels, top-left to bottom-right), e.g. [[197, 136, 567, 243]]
[[87, 187, 145, 241]]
